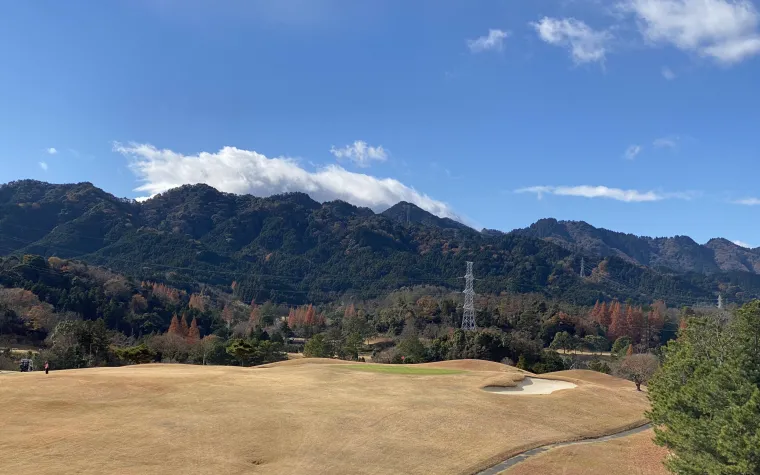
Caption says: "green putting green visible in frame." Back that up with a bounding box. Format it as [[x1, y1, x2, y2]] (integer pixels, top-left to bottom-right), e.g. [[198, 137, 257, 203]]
[[342, 364, 464, 375]]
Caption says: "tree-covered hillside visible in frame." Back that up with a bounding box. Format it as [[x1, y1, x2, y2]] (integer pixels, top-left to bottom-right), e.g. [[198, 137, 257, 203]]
[[513, 218, 760, 274], [0, 180, 757, 307]]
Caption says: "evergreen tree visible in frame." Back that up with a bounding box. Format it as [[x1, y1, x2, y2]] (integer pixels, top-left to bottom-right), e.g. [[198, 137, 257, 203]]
[[648, 300, 760, 474]]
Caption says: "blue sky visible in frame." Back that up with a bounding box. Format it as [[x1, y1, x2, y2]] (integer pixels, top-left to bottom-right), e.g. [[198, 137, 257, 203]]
[[1, 0, 759, 246]]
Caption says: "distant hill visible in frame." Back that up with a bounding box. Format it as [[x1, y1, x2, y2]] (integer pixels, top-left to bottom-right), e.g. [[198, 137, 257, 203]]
[[511, 218, 760, 275], [381, 202, 472, 231], [1, 180, 759, 306]]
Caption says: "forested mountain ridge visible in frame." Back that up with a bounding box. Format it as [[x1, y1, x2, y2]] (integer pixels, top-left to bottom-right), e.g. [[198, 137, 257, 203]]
[[0, 180, 758, 307], [512, 218, 760, 275]]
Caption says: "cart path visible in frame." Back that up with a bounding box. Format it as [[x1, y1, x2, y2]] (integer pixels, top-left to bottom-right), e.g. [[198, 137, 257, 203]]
[[475, 423, 652, 475]]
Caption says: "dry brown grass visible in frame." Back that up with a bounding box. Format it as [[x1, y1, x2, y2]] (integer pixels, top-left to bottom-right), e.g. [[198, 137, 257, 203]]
[[0, 364, 649, 475], [502, 429, 668, 475], [481, 373, 526, 388]]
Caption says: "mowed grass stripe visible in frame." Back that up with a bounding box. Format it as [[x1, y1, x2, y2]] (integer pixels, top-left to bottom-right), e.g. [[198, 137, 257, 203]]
[[341, 364, 464, 375]]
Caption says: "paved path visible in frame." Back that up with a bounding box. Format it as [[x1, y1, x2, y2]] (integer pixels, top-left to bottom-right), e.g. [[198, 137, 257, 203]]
[[476, 423, 652, 475]]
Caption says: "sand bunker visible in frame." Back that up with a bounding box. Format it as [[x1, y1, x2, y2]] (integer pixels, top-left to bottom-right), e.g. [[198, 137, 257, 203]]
[[483, 377, 577, 395]]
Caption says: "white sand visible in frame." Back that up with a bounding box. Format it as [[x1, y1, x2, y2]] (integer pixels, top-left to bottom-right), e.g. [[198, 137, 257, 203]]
[[483, 377, 577, 395]]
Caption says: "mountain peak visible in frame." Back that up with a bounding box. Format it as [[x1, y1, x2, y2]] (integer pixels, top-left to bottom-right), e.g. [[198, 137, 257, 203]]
[[381, 202, 471, 231]]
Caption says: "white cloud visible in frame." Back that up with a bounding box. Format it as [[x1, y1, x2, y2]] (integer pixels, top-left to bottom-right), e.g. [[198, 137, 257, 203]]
[[531, 17, 613, 64], [624, 144, 642, 159], [653, 136, 678, 148], [733, 197, 760, 205], [46, 147, 58, 155], [115, 142, 460, 221], [622, 0, 760, 64], [467, 29, 510, 52], [661, 66, 676, 79], [516, 185, 693, 202], [39, 161, 48, 171], [733, 239, 754, 248], [329, 140, 388, 168]]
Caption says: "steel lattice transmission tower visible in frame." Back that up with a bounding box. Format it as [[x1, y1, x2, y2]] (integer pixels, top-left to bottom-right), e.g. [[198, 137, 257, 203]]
[[461, 261, 476, 331]]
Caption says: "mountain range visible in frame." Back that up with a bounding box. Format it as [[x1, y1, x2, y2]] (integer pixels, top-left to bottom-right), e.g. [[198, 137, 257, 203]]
[[511, 218, 760, 275], [1, 179, 759, 307]]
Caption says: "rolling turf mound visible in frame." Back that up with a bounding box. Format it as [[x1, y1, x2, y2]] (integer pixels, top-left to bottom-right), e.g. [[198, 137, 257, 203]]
[[0, 363, 649, 475], [419, 359, 524, 372], [257, 357, 357, 368]]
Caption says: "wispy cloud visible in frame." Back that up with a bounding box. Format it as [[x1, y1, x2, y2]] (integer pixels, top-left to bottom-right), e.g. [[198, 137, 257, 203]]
[[329, 140, 388, 168], [733, 239, 754, 248], [467, 29, 510, 53], [39, 161, 48, 171], [46, 147, 58, 155], [115, 142, 461, 221], [733, 197, 760, 206], [653, 136, 679, 149], [531, 17, 613, 64], [621, 0, 760, 64], [624, 144, 642, 159], [661, 66, 676, 79], [516, 185, 694, 202]]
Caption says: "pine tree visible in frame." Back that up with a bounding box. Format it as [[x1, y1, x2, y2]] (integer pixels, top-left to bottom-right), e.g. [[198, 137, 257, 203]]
[[187, 318, 201, 343], [648, 300, 760, 474]]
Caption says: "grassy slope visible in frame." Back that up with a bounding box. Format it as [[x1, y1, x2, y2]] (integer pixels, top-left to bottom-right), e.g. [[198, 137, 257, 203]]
[[0, 363, 649, 475], [502, 429, 668, 475]]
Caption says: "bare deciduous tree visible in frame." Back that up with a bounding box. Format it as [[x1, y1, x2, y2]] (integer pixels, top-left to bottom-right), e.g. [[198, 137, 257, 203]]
[[619, 353, 659, 391]]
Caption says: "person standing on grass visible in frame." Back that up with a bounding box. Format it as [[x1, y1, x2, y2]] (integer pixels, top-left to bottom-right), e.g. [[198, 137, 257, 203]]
[[44, 361, 49, 375]]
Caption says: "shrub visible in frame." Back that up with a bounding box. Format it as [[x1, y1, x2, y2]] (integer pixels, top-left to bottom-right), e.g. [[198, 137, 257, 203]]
[[115, 344, 157, 365], [587, 359, 611, 374], [611, 336, 632, 358], [304, 334, 331, 358]]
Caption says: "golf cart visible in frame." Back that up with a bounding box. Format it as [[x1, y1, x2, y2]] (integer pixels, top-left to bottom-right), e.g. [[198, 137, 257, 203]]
[[19, 358, 34, 372]]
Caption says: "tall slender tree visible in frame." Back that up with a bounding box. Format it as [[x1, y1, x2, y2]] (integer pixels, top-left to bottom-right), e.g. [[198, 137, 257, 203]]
[[187, 318, 201, 343]]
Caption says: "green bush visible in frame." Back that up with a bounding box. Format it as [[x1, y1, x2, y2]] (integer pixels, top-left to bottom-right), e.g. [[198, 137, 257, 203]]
[[115, 344, 157, 365], [587, 359, 611, 374], [304, 334, 331, 358]]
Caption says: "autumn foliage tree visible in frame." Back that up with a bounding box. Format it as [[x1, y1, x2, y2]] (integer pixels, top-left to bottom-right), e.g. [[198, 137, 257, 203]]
[[607, 300, 625, 341], [249, 302, 262, 328], [187, 318, 201, 343], [167, 314, 183, 336], [287, 304, 326, 336], [188, 293, 206, 312], [179, 314, 189, 336]]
